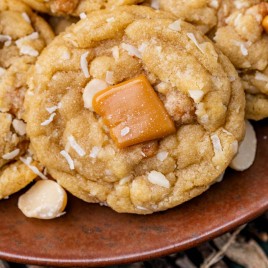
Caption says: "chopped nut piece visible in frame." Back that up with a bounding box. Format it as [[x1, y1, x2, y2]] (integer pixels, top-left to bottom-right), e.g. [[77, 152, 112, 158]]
[[18, 180, 67, 219], [92, 75, 176, 148], [230, 121, 257, 171]]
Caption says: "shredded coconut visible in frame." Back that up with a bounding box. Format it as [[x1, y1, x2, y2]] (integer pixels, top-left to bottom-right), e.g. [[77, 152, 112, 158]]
[[83, 79, 108, 110], [119, 175, 132, 185], [138, 43, 148, 53], [41, 113, 56, 126], [122, 43, 141, 59], [111, 46, 119, 60], [20, 157, 48, 180], [68, 135, 86, 157], [106, 71, 114, 85], [106, 17, 115, 23], [12, 119, 26, 136], [15, 32, 40, 57], [168, 20, 181, 31], [79, 12, 87, 19], [121, 127, 130, 137], [255, 71, 268, 82], [188, 89, 204, 103], [21, 12, 31, 23], [20, 45, 39, 57], [156, 151, 168, 162], [211, 134, 223, 154], [148, 171, 170, 188], [2, 149, 20, 160], [61, 51, 70, 60], [136, 206, 148, 211], [80, 51, 90, 78], [0, 34, 11, 43], [46, 102, 61, 114], [89, 146, 101, 158], [240, 43, 248, 56], [187, 33, 204, 53], [234, 0, 249, 9], [60, 150, 75, 170], [0, 67, 6, 77], [151, 0, 159, 9], [209, 0, 219, 8]]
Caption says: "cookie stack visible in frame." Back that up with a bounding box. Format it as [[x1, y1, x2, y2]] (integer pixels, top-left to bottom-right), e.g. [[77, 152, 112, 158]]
[[0, 0, 264, 218]]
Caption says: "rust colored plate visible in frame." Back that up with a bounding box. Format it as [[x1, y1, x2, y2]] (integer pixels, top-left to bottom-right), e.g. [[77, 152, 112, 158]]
[[0, 120, 268, 267]]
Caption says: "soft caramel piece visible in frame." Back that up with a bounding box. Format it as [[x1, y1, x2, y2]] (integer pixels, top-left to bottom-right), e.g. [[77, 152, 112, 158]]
[[262, 15, 268, 33], [93, 75, 176, 148]]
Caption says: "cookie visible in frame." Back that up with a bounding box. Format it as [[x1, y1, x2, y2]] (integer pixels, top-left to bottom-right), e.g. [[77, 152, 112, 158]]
[[0, 0, 54, 199], [214, 0, 268, 120], [21, 0, 145, 16], [25, 6, 245, 214]]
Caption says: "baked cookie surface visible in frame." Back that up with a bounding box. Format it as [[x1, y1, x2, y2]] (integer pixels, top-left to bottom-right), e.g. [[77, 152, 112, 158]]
[[25, 6, 245, 214], [21, 0, 145, 16], [0, 0, 54, 199]]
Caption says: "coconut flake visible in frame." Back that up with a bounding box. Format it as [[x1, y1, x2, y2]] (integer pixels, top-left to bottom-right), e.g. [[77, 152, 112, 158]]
[[2, 149, 20, 160], [106, 71, 114, 85], [15, 32, 40, 57], [89, 146, 101, 158], [240, 43, 248, 56], [21, 12, 31, 23], [168, 20, 181, 31], [234, 0, 249, 9], [120, 127, 130, 137], [79, 12, 87, 19], [188, 89, 204, 103], [20, 45, 39, 57], [209, 0, 219, 8], [111, 46, 119, 60], [156, 151, 168, 162], [0, 34, 11, 43], [211, 134, 223, 154], [46, 102, 61, 114], [60, 150, 75, 170], [151, 0, 159, 9], [20, 156, 48, 180], [106, 17, 115, 23], [61, 51, 70, 60], [83, 79, 108, 111], [187, 33, 204, 53], [119, 175, 132, 185], [138, 43, 148, 53], [148, 171, 170, 188], [68, 135, 86, 157], [12, 119, 26, 136], [0, 67, 6, 77], [80, 51, 90, 78], [41, 113, 56, 126], [122, 43, 141, 59], [255, 71, 268, 82]]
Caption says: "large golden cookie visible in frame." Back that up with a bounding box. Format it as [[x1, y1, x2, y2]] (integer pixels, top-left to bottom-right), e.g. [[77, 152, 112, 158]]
[[0, 0, 54, 199], [25, 6, 245, 214]]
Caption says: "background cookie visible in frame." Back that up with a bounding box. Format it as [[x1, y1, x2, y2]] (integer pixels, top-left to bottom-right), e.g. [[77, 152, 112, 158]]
[[214, 0, 268, 120], [25, 6, 245, 214], [0, 0, 53, 199], [21, 0, 145, 16]]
